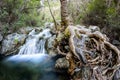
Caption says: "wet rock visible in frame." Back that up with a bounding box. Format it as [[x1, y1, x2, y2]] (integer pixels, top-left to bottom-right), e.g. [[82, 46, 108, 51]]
[[1, 33, 26, 55]]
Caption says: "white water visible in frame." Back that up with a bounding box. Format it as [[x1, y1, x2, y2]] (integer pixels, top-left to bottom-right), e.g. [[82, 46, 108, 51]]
[[18, 28, 52, 55]]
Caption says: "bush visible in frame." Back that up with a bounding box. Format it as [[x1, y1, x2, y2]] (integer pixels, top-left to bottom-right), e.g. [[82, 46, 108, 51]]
[[0, 0, 61, 34], [0, 0, 41, 33], [82, 0, 106, 27], [82, 0, 120, 29], [67, 0, 120, 41]]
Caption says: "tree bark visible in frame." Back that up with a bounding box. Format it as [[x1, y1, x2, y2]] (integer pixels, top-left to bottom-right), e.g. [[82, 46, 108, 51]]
[[60, 0, 69, 28]]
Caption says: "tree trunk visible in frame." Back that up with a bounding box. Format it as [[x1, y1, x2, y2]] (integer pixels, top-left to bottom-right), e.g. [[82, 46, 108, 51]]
[[60, 0, 69, 28]]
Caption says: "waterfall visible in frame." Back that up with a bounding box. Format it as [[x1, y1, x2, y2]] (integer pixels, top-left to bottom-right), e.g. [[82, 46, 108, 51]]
[[0, 28, 69, 80], [18, 28, 51, 55]]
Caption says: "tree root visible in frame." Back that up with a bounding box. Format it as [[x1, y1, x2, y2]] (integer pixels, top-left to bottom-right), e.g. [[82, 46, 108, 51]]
[[56, 25, 120, 80]]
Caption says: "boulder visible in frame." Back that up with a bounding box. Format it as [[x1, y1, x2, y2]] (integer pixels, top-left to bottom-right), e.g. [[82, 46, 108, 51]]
[[1, 33, 26, 55], [18, 27, 34, 34], [46, 35, 57, 55], [55, 57, 69, 68]]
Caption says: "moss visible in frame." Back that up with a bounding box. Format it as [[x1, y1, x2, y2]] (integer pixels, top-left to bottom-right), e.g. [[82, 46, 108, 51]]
[[14, 38, 19, 45], [75, 30, 81, 39], [64, 27, 70, 38]]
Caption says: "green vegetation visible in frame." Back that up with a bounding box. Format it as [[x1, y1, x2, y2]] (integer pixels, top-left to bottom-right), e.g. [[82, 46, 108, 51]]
[[0, 0, 40, 33], [0, 0, 60, 34], [82, 0, 120, 29], [67, 0, 120, 41], [68, 0, 120, 30], [82, 0, 120, 41], [0, 0, 120, 41]]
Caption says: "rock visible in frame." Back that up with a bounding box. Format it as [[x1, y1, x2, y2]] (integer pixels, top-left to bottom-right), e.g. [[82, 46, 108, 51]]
[[18, 27, 34, 34], [76, 25, 91, 33], [46, 35, 57, 55], [0, 34, 3, 42], [55, 57, 69, 68], [89, 25, 100, 32], [112, 40, 120, 45], [44, 22, 57, 34], [45, 22, 54, 29], [1, 33, 26, 55], [47, 35, 56, 49], [76, 25, 86, 28], [113, 68, 120, 80]]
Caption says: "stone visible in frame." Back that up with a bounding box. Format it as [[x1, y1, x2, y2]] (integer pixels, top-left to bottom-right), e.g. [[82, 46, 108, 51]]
[[1, 33, 26, 55], [47, 35, 56, 49], [18, 27, 34, 34], [46, 35, 57, 55], [112, 40, 120, 45], [89, 25, 100, 32], [45, 22, 54, 29], [55, 57, 69, 68], [44, 22, 57, 34]]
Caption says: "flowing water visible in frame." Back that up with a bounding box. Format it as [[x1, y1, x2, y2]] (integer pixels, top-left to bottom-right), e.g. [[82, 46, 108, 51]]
[[18, 28, 51, 55], [0, 28, 69, 80]]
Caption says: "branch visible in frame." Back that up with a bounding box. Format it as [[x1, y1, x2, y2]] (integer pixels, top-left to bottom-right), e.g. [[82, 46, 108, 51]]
[[47, 0, 57, 30]]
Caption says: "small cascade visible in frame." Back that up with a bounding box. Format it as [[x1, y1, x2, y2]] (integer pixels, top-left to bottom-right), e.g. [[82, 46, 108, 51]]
[[18, 28, 51, 55]]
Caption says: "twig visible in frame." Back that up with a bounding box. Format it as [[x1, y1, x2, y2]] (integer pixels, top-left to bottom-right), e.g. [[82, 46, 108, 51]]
[[47, 0, 57, 30]]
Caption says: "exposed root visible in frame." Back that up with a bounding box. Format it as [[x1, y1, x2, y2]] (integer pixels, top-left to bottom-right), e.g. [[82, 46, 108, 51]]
[[104, 41, 120, 62], [57, 46, 66, 56], [56, 25, 120, 80]]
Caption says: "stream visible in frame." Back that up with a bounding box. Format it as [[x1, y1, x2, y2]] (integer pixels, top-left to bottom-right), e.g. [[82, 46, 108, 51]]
[[0, 28, 69, 80]]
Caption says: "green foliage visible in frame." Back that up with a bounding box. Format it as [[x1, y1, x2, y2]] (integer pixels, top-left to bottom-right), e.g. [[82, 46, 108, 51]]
[[0, 0, 61, 34], [68, 0, 120, 30], [105, 2, 120, 29], [14, 38, 19, 45], [82, 0, 120, 29], [0, 0, 43, 33], [67, 0, 91, 24], [81, 0, 107, 26]]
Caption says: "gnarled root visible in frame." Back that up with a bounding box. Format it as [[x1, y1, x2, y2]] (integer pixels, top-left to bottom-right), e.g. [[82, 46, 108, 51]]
[[65, 25, 120, 79], [56, 25, 120, 80]]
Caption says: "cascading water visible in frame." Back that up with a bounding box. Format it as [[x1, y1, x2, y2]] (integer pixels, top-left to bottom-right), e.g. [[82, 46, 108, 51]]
[[0, 28, 69, 80], [18, 28, 52, 55]]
